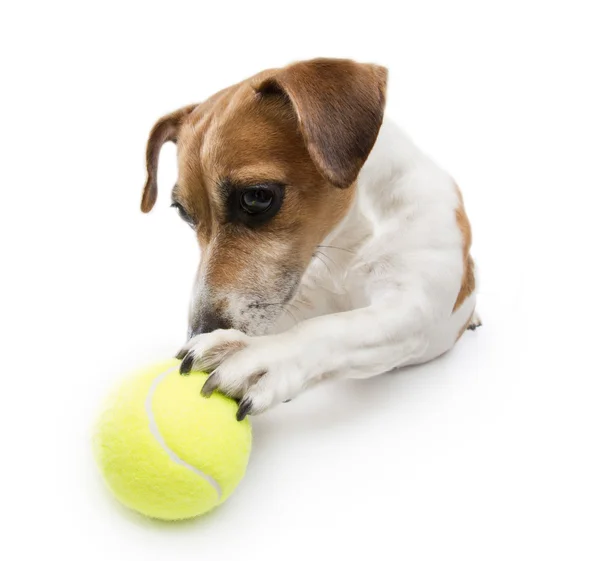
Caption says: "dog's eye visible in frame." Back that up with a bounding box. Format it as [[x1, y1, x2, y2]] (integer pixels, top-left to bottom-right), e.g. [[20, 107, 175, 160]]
[[240, 188, 274, 214], [227, 183, 284, 226], [170, 202, 195, 228]]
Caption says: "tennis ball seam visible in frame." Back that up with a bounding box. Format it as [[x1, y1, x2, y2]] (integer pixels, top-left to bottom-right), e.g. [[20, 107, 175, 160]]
[[145, 365, 222, 500]]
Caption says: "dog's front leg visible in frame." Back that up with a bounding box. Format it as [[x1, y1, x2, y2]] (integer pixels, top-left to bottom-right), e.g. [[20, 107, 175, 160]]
[[177, 300, 427, 420]]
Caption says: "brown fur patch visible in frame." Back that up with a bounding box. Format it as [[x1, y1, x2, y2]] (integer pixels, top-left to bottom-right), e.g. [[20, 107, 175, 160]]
[[254, 59, 387, 188], [142, 104, 197, 213], [453, 186, 476, 312]]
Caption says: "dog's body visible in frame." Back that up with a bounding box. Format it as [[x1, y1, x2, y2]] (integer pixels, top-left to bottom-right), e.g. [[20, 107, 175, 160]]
[[273, 118, 478, 364], [142, 58, 478, 420]]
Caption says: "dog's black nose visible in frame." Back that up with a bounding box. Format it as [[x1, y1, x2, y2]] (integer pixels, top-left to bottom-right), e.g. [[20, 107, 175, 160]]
[[188, 311, 232, 339]]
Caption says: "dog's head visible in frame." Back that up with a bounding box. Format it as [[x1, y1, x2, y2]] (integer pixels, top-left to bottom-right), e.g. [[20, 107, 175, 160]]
[[142, 58, 387, 337]]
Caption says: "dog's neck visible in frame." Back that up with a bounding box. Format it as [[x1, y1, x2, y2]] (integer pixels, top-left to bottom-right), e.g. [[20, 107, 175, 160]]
[[273, 118, 445, 333], [325, 118, 426, 246]]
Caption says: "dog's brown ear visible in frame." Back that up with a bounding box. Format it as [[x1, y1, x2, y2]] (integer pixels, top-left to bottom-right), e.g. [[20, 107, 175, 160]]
[[254, 58, 388, 188], [141, 104, 197, 213]]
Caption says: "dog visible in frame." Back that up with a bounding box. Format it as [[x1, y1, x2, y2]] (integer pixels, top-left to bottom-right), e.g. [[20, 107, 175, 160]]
[[141, 58, 479, 421]]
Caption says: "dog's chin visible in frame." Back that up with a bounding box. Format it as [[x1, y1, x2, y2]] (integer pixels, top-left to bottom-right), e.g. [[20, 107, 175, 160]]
[[236, 309, 287, 337], [232, 299, 303, 337], [241, 322, 272, 337]]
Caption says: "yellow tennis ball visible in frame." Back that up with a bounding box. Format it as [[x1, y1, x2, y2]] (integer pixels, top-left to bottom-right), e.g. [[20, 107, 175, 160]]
[[93, 358, 252, 520]]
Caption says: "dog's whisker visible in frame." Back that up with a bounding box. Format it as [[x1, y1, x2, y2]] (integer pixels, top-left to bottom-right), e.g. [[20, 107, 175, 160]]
[[283, 306, 300, 325], [294, 296, 311, 308], [317, 250, 339, 268], [287, 301, 303, 316], [313, 252, 334, 277], [317, 244, 355, 254], [249, 301, 287, 308]]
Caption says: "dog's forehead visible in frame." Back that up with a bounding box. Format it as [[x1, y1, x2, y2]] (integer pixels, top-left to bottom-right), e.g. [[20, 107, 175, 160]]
[[177, 80, 303, 186]]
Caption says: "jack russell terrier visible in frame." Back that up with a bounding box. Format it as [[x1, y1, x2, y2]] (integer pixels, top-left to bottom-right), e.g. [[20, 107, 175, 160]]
[[141, 58, 479, 421]]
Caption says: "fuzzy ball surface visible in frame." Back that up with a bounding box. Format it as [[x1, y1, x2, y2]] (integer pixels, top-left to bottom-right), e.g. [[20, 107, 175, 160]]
[[94, 358, 252, 520]]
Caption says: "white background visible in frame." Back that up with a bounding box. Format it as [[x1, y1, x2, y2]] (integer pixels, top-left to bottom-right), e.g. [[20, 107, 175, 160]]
[[1, 1, 599, 559]]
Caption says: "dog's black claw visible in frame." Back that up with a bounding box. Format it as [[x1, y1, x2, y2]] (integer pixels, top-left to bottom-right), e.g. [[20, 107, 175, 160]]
[[467, 322, 482, 331], [180, 352, 195, 375], [201, 372, 221, 397], [200, 374, 215, 397], [283, 399, 292, 403], [236, 398, 252, 421], [175, 348, 188, 360]]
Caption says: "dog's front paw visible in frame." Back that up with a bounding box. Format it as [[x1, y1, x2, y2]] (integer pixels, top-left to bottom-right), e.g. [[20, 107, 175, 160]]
[[177, 332, 308, 420], [176, 329, 250, 374]]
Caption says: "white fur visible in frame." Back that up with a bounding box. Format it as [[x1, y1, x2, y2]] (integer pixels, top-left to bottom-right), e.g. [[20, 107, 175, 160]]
[[179, 118, 477, 415]]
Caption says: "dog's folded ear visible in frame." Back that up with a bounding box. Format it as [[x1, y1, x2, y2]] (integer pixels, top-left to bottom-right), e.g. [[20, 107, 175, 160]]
[[253, 58, 388, 188], [141, 104, 197, 213]]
